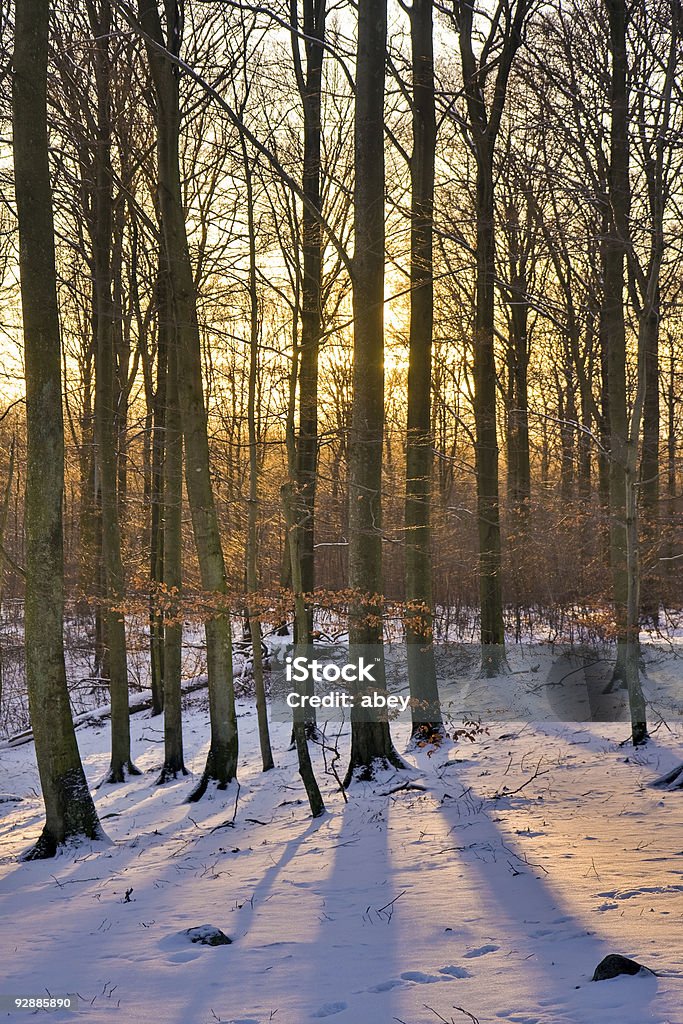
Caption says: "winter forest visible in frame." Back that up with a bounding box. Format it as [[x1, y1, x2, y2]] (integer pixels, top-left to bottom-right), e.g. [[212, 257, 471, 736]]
[[1, 0, 683, 1021]]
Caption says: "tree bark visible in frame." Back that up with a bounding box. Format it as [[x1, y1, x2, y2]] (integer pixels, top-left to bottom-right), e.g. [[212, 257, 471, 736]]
[[290, 0, 326, 650], [138, 0, 238, 798], [0, 439, 15, 725], [639, 306, 660, 624], [604, 0, 647, 742], [282, 485, 325, 817], [456, 0, 529, 674], [504, 203, 531, 511], [13, 0, 104, 856], [345, 0, 403, 784], [604, 0, 630, 683], [90, 0, 140, 783], [405, 0, 442, 740], [157, 288, 187, 783], [242, 125, 274, 773], [149, 261, 167, 717], [636, 0, 678, 624]]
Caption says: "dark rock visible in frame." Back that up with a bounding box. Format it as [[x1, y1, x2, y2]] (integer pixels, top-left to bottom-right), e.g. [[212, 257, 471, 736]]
[[592, 954, 653, 981], [185, 925, 232, 947]]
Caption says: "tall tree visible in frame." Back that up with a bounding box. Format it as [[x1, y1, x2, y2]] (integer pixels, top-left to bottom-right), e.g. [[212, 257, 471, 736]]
[[240, 80, 274, 772], [287, 0, 327, 736], [454, 0, 531, 674], [13, 0, 104, 856], [156, 256, 187, 783], [282, 483, 325, 815], [0, 437, 15, 715], [290, 0, 326, 646], [148, 257, 167, 718], [344, 0, 404, 783], [630, 0, 680, 624], [137, 0, 239, 798], [604, 0, 647, 743], [404, 0, 442, 740], [89, 0, 140, 783]]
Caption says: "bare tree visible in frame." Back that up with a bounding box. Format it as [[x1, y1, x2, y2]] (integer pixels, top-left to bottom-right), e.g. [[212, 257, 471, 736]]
[[13, 0, 104, 856], [452, 0, 533, 674], [156, 252, 187, 783], [345, 0, 404, 783], [404, 0, 443, 740], [89, 0, 140, 783], [137, 0, 239, 798]]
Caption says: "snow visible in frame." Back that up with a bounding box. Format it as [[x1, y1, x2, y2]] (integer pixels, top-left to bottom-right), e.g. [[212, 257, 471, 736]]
[[1, 683, 683, 1023]]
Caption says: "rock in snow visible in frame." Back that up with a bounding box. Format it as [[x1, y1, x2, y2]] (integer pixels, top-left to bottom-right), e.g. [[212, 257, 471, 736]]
[[185, 925, 232, 946], [592, 954, 653, 981]]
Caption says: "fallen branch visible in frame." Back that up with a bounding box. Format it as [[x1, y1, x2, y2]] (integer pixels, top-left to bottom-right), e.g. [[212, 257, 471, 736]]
[[489, 759, 548, 800], [379, 782, 428, 797]]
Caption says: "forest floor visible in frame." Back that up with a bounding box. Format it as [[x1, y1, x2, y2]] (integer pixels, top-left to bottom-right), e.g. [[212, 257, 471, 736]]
[[1, 655, 683, 1023]]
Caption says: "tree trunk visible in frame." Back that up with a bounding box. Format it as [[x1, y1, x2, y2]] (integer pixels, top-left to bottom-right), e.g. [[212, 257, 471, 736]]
[[405, 0, 442, 740], [291, 0, 326, 643], [604, 0, 647, 742], [282, 485, 325, 817], [457, 0, 527, 675], [138, 0, 238, 799], [91, 0, 139, 784], [157, 295, 187, 783], [13, 0, 104, 857], [149, 261, 168, 717], [639, 306, 660, 625], [598, 229, 612, 562], [636, 0, 677, 625], [473, 151, 506, 673], [0, 439, 15, 720], [504, 204, 531, 512], [242, 130, 274, 773], [345, 0, 403, 784], [604, 0, 630, 685], [77, 346, 97, 612]]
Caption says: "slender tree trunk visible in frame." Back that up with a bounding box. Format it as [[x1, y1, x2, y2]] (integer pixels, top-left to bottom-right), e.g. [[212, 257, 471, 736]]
[[505, 205, 531, 512], [287, 1, 327, 736], [282, 485, 325, 817], [281, 262, 325, 813], [138, 0, 238, 798], [405, 0, 442, 740], [90, 0, 139, 783], [665, 341, 677, 586], [636, 0, 677, 625], [13, 0, 104, 857], [0, 438, 15, 717], [344, 0, 403, 784], [577, 345, 593, 503], [639, 306, 660, 625], [604, 0, 647, 742], [149, 262, 168, 717], [597, 219, 612, 562], [473, 150, 506, 673], [77, 349, 97, 612], [559, 376, 576, 501], [604, 0, 630, 682], [242, 131, 274, 773], [291, 0, 325, 642], [457, 0, 528, 674], [157, 296, 187, 783], [93, 484, 108, 679]]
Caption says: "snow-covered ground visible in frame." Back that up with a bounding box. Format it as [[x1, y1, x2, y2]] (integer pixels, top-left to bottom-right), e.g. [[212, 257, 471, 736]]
[[1, 686, 683, 1023]]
